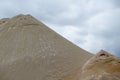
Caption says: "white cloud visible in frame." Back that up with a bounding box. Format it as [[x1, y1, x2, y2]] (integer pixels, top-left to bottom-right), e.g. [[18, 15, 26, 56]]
[[79, 8, 120, 55]]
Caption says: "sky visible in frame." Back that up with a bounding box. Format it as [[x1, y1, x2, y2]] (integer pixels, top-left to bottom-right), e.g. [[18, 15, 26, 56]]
[[0, 0, 120, 57]]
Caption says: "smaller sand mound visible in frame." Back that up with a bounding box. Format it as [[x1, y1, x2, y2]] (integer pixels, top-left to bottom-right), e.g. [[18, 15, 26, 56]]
[[79, 50, 120, 80]]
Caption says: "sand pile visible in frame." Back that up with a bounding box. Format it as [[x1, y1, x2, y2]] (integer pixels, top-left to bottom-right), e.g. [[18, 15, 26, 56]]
[[80, 50, 120, 80], [0, 14, 93, 80]]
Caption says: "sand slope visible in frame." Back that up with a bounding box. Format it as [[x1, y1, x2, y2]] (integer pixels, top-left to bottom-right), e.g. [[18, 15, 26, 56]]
[[0, 14, 93, 80]]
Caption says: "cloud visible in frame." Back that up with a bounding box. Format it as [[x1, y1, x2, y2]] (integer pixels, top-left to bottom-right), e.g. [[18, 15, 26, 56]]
[[80, 3, 119, 57], [83, 8, 120, 55]]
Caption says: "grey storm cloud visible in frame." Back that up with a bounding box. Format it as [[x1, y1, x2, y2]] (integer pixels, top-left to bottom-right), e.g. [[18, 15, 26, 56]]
[[0, 0, 120, 57]]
